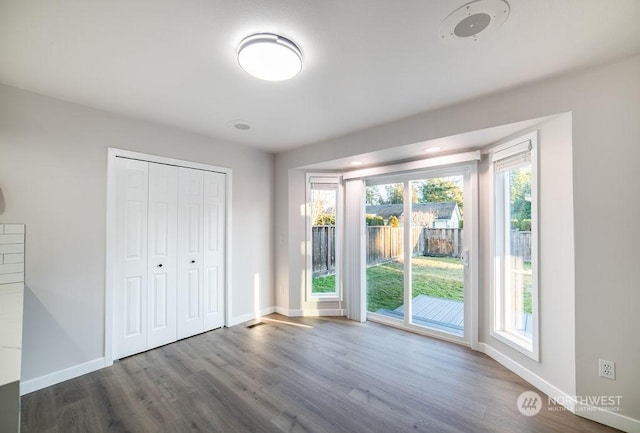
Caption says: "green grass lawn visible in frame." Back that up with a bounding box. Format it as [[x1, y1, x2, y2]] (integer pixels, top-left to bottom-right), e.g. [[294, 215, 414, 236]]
[[312, 274, 337, 293], [312, 256, 532, 313], [367, 256, 464, 312]]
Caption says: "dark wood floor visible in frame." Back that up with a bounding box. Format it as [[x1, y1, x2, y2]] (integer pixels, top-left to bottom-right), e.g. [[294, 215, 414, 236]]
[[21, 314, 617, 433]]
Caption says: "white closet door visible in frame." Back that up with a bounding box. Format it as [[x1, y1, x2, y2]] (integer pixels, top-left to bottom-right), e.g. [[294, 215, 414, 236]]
[[147, 163, 178, 349], [177, 168, 205, 339], [203, 171, 225, 330], [114, 158, 149, 359]]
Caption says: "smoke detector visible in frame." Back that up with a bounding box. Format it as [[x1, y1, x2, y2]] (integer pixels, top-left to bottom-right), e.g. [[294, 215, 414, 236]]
[[439, 0, 510, 43], [228, 119, 253, 131]]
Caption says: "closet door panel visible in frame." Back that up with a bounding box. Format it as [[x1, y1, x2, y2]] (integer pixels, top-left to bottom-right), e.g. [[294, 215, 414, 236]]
[[114, 158, 149, 359], [203, 172, 225, 330], [147, 163, 178, 349], [177, 168, 204, 339]]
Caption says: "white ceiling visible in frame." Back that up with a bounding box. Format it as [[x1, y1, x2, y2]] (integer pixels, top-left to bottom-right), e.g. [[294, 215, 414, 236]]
[[1, 1, 639, 153]]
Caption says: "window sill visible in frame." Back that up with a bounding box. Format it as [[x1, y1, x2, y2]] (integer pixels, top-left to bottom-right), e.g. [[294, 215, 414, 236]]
[[491, 330, 539, 362], [309, 293, 341, 302]]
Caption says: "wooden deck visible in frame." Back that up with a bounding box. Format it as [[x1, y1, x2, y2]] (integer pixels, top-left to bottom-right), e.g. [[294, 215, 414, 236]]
[[377, 295, 532, 337]]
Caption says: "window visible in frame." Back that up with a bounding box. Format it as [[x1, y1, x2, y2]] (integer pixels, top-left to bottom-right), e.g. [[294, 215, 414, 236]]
[[491, 132, 538, 360], [307, 175, 342, 300]]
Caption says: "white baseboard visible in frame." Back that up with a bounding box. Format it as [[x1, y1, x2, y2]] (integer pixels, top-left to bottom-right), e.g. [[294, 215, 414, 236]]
[[479, 343, 572, 406], [479, 343, 640, 433], [274, 305, 289, 316], [228, 306, 276, 327], [276, 308, 345, 317], [577, 404, 640, 433], [20, 357, 105, 396], [20, 307, 279, 395]]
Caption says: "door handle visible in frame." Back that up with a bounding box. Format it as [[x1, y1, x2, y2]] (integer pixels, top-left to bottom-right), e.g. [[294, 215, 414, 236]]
[[191, 260, 196, 264], [461, 250, 469, 267], [158, 264, 163, 268]]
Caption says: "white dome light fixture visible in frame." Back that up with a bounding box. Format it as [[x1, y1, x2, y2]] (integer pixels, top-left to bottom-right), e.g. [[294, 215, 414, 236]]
[[237, 33, 303, 81]]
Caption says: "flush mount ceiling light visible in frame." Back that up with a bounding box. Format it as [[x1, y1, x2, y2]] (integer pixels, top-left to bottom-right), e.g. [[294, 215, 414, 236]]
[[439, 0, 510, 44], [237, 33, 303, 81]]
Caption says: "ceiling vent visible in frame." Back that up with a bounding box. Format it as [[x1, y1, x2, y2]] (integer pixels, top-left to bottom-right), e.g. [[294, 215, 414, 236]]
[[439, 0, 510, 43]]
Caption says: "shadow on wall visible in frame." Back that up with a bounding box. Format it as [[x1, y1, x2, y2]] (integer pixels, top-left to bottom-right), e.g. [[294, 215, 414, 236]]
[[0, 187, 5, 214], [21, 285, 88, 381]]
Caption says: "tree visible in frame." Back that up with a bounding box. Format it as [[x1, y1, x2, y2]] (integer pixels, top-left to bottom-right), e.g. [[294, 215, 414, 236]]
[[411, 210, 437, 228], [365, 187, 382, 205], [383, 184, 403, 204], [311, 189, 336, 225], [381, 183, 419, 204], [365, 214, 384, 226], [314, 213, 335, 225], [510, 167, 531, 222], [420, 178, 463, 214]]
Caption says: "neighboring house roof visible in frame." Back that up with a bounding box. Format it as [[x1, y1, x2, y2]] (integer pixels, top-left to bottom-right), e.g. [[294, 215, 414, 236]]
[[366, 202, 459, 220]]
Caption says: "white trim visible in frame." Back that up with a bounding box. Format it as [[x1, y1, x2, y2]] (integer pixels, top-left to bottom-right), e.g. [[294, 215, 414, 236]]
[[368, 313, 469, 347], [466, 162, 480, 350], [227, 307, 276, 327], [577, 404, 640, 433], [343, 150, 481, 180], [105, 147, 233, 365], [277, 308, 346, 317], [491, 138, 533, 162], [105, 151, 117, 366], [308, 176, 340, 184], [479, 343, 565, 402], [305, 172, 343, 303], [20, 357, 106, 396], [344, 179, 367, 322], [479, 343, 640, 433], [274, 305, 289, 316], [364, 163, 476, 346], [402, 180, 412, 327], [366, 164, 472, 186], [489, 131, 539, 361], [490, 131, 536, 160], [109, 148, 231, 173]]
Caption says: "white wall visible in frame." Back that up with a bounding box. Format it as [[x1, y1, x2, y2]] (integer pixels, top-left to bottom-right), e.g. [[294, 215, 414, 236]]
[[0, 84, 274, 384], [275, 54, 640, 424]]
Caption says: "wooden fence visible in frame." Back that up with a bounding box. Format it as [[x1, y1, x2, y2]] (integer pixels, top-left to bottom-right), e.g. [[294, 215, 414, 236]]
[[312, 226, 531, 276], [365, 227, 464, 265], [312, 226, 336, 276], [511, 230, 531, 262]]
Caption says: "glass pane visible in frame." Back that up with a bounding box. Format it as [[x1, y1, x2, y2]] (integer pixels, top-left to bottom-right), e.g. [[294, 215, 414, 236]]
[[504, 164, 532, 339], [311, 186, 337, 294], [410, 176, 464, 336], [365, 183, 405, 320]]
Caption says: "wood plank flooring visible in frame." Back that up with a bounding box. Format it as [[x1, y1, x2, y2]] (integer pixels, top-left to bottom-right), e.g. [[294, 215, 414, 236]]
[[21, 314, 618, 433]]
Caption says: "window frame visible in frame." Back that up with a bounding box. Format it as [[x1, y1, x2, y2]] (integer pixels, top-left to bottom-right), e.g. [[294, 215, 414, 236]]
[[306, 173, 343, 302], [363, 161, 479, 348], [490, 131, 539, 361]]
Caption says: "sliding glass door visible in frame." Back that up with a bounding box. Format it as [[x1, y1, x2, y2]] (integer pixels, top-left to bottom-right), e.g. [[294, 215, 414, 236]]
[[366, 182, 406, 321], [408, 175, 465, 336], [366, 166, 476, 343]]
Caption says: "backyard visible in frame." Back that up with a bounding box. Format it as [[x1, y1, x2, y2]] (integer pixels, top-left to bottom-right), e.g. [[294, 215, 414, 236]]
[[312, 256, 532, 313]]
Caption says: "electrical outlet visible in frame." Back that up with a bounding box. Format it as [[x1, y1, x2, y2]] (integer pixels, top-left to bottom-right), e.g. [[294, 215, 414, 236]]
[[599, 359, 616, 380]]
